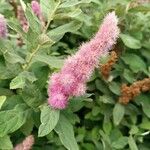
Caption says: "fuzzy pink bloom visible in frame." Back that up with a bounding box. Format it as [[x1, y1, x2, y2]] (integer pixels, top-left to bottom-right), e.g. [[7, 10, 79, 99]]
[[0, 14, 7, 38], [48, 93, 68, 109], [31, 1, 41, 17], [14, 135, 34, 150], [48, 12, 120, 109]]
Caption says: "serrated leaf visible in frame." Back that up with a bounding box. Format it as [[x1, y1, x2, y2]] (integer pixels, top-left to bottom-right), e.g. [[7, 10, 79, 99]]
[[38, 105, 60, 137], [0, 135, 13, 150], [120, 34, 141, 49], [55, 114, 79, 150], [128, 135, 138, 150], [0, 96, 6, 109], [0, 104, 30, 137], [113, 103, 125, 126]]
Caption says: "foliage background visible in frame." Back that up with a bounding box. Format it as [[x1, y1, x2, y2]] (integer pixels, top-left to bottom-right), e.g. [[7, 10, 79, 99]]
[[0, 0, 150, 149]]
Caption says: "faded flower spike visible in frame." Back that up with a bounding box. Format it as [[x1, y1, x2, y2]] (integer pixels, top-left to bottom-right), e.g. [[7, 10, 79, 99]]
[[48, 12, 120, 109], [0, 14, 7, 38]]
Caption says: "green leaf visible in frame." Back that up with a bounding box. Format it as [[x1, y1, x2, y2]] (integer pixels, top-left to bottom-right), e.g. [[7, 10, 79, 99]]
[[123, 69, 135, 83], [136, 94, 150, 118], [128, 135, 138, 150], [21, 84, 43, 108], [0, 96, 6, 109], [38, 34, 54, 47], [129, 125, 139, 135], [10, 71, 37, 89], [92, 106, 101, 116], [121, 54, 146, 73], [95, 79, 110, 94], [55, 114, 79, 150], [0, 104, 30, 137], [129, 5, 150, 13], [38, 105, 60, 137], [99, 95, 115, 104], [20, 117, 34, 136], [103, 122, 112, 135], [0, 135, 13, 149], [113, 103, 125, 126], [59, 0, 92, 8], [54, 8, 82, 19], [47, 21, 82, 42], [34, 54, 64, 69], [7, 19, 26, 39], [140, 120, 150, 130], [10, 75, 25, 89], [112, 136, 128, 149], [40, 0, 58, 20], [109, 82, 120, 95], [4, 52, 25, 64], [25, 5, 40, 33], [120, 34, 142, 49]]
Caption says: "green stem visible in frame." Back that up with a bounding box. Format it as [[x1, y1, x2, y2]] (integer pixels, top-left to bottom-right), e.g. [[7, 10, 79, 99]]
[[43, 1, 61, 33], [23, 45, 41, 70], [23, 1, 60, 70]]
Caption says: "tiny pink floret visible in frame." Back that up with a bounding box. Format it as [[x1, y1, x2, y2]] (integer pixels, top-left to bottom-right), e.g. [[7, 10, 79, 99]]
[[48, 12, 120, 109]]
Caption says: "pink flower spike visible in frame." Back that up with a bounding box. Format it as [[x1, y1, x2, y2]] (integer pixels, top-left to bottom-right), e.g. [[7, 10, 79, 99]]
[[0, 14, 7, 38], [14, 135, 34, 150], [31, 1, 41, 17], [48, 11, 120, 109]]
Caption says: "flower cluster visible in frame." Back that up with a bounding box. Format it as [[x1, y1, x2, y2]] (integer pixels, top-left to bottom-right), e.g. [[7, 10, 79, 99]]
[[48, 12, 120, 109], [119, 78, 150, 104], [14, 135, 34, 150], [0, 14, 7, 38]]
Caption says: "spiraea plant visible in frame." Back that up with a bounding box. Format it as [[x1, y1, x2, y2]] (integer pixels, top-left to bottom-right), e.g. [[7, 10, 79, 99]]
[[0, 0, 150, 150]]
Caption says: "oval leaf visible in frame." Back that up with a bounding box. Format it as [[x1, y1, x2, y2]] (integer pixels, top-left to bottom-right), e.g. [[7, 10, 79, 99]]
[[38, 105, 60, 137], [55, 114, 79, 150], [113, 103, 125, 126], [120, 34, 141, 49]]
